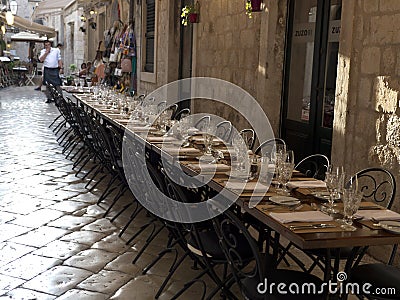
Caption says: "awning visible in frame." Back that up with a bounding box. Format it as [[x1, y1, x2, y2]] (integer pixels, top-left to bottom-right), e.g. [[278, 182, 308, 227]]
[[0, 13, 56, 38], [11, 32, 54, 43], [32, 0, 75, 19]]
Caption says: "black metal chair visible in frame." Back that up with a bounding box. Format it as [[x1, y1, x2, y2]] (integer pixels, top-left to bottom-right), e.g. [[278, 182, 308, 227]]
[[254, 138, 286, 157], [348, 244, 400, 300], [281, 167, 397, 277], [194, 115, 211, 131], [215, 120, 232, 142], [295, 154, 330, 180], [212, 207, 325, 300], [173, 108, 190, 120], [239, 128, 256, 150]]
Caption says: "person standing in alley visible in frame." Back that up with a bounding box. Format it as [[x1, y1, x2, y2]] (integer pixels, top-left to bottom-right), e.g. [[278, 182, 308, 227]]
[[39, 40, 63, 103]]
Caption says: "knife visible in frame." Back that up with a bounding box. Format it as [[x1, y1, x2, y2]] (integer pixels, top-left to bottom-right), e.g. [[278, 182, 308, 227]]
[[289, 224, 336, 230]]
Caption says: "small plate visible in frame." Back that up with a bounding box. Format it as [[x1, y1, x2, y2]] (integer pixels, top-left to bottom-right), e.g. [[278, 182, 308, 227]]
[[270, 196, 300, 206], [225, 171, 249, 180], [379, 221, 400, 234], [311, 192, 341, 201]]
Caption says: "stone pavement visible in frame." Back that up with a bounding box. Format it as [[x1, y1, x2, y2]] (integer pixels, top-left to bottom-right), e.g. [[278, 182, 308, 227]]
[[0, 87, 369, 299], [0, 87, 206, 299]]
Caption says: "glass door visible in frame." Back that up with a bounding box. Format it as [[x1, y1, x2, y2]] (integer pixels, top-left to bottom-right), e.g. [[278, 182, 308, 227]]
[[281, 0, 341, 161]]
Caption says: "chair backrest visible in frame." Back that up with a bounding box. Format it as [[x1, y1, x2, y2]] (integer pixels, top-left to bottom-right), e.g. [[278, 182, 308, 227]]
[[254, 138, 286, 157], [239, 128, 256, 150], [211, 208, 264, 297], [215, 120, 232, 142], [347, 167, 396, 209], [194, 115, 210, 131], [295, 154, 330, 180], [173, 108, 190, 120]]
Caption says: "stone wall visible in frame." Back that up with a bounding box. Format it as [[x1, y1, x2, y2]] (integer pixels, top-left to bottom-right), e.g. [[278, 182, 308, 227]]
[[63, 5, 85, 74], [332, 0, 400, 262], [190, 0, 286, 137]]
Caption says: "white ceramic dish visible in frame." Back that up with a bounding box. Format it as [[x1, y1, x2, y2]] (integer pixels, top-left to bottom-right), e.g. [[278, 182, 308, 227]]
[[270, 196, 300, 206]]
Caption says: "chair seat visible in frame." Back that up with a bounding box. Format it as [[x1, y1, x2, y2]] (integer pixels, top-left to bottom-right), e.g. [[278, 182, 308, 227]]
[[242, 269, 324, 300], [351, 264, 400, 299]]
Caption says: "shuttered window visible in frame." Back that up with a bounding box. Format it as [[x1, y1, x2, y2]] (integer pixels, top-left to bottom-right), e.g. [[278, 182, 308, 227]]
[[144, 0, 155, 73]]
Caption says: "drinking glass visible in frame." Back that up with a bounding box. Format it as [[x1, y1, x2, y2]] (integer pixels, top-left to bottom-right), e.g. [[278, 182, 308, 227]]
[[341, 189, 363, 231], [271, 144, 286, 165], [259, 157, 274, 184], [249, 156, 260, 180], [324, 171, 340, 214], [176, 117, 190, 147], [284, 150, 295, 164], [203, 130, 214, 157], [278, 162, 295, 195]]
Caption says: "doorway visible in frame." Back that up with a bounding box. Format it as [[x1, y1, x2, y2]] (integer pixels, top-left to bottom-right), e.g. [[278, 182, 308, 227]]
[[178, 0, 194, 109], [281, 0, 342, 162]]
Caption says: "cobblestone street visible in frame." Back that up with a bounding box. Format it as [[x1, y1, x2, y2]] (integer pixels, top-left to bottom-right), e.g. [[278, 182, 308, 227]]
[[0, 87, 204, 299]]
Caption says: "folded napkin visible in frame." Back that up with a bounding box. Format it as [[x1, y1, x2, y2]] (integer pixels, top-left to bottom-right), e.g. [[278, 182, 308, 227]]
[[162, 147, 201, 155], [270, 211, 333, 224], [225, 181, 269, 192], [187, 163, 230, 172], [287, 180, 327, 189], [355, 209, 400, 221], [146, 136, 177, 143], [127, 125, 157, 132]]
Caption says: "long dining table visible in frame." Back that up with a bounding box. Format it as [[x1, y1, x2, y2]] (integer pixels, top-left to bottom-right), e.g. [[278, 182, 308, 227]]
[[68, 90, 400, 283]]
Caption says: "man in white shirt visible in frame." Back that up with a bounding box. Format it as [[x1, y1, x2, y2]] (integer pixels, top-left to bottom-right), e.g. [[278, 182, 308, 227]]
[[39, 40, 63, 103]]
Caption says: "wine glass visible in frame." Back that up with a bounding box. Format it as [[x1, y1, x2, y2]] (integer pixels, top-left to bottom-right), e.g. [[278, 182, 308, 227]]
[[324, 170, 340, 214], [341, 188, 363, 231], [202, 126, 216, 157], [284, 150, 295, 164], [277, 161, 295, 195]]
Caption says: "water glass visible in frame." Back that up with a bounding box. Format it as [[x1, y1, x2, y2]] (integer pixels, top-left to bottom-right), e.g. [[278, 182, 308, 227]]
[[203, 132, 214, 156], [249, 156, 260, 180], [341, 189, 363, 231], [324, 171, 340, 214], [259, 157, 274, 184], [278, 162, 295, 195]]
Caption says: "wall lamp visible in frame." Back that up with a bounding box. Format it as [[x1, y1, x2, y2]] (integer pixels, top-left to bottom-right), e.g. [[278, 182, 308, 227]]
[[5, 0, 18, 25]]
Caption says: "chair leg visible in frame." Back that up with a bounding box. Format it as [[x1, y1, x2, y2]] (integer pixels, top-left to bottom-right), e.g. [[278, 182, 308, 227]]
[[118, 204, 143, 237], [49, 114, 62, 128]]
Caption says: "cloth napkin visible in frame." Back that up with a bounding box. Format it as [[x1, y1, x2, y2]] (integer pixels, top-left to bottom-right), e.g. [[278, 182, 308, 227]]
[[126, 125, 157, 132], [187, 163, 230, 172], [287, 180, 327, 189], [146, 136, 177, 143], [162, 147, 201, 155], [355, 209, 400, 221], [224, 181, 269, 192], [269, 211, 333, 224]]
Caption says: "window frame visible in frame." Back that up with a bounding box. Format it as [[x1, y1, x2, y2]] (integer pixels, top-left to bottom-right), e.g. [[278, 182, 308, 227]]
[[141, 0, 157, 83]]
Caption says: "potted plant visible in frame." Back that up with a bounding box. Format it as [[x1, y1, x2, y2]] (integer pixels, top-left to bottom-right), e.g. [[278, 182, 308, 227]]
[[66, 64, 77, 85], [181, 2, 200, 26], [245, 0, 262, 18], [69, 63, 77, 73]]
